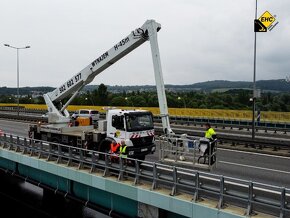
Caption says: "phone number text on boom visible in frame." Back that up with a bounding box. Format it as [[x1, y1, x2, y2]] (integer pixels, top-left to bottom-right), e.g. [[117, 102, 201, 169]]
[[59, 73, 82, 94]]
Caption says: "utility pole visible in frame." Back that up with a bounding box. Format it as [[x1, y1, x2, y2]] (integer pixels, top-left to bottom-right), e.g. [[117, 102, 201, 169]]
[[4, 44, 31, 116], [252, 0, 258, 140]]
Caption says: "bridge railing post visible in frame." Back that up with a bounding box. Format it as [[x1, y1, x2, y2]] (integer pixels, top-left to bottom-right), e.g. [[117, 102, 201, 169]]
[[8, 134, 13, 150], [280, 187, 286, 218], [30, 138, 35, 156], [159, 137, 164, 161], [218, 176, 225, 209], [170, 166, 177, 196], [103, 153, 110, 177], [246, 181, 253, 216], [133, 159, 140, 185], [151, 162, 158, 190], [192, 140, 196, 165], [90, 151, 98, 173], [38, 141, 43, 159], [11, 135, 19, 151], [118, 157, 124, 181], [174, 138, 178, 162], [47, 142, 53, 161], [56, 144, 62, 164], [193, 171, 200, 202], [15, 136, 21, 152], [22, 137, 27, 154], [78, 148, 84, 169], [1, 134, 7, 148], [67, 147, 73, 167]]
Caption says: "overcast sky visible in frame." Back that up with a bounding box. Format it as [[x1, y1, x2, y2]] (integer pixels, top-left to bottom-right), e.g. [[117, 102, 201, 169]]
[[1, 0, 289, 88]]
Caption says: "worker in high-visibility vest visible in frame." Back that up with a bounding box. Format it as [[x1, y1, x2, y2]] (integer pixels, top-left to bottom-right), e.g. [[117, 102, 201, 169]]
[[119, 140, 128, 158], [204, 123, 216, 141], [110, 141, 120, 153], [203, 123, 217, 164], [110, 141, 120, 162]]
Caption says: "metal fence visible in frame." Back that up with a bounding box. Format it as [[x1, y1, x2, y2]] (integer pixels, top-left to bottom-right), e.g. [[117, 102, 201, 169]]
[[1, 106, 290, 133], [2, 104, 290, 122], [157, 135, 217, 171], [0, 133, 289, 217]]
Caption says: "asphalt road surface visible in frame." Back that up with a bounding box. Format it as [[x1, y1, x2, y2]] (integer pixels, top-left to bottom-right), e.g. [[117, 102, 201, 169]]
[[1, 119, 290, 188]]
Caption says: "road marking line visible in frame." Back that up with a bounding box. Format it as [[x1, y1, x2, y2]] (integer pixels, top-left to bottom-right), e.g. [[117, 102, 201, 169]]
[[219, 160, 290, 175], [218, 148, 290, 160], [141, 163, 290, 195]]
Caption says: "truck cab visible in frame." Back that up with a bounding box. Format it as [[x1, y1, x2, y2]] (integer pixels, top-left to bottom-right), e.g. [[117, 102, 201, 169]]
[[95, 109, 156, 159], [99, 109, 156, 160]]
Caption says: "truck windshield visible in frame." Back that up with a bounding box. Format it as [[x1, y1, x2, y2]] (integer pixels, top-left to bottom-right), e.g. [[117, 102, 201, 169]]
[[125, 113, 154, 132]]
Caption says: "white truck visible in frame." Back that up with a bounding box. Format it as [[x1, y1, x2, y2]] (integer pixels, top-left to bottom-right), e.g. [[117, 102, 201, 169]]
[[28, 19, 173, 160]]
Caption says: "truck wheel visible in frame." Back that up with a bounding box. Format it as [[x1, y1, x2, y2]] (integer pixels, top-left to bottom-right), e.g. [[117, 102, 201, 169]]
[[137, 155, 145, 161], [98, 139, 112, 160], [51, 138, 60, 151]]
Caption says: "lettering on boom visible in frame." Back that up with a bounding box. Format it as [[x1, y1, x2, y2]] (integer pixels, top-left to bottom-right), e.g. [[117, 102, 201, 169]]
[[114, 37, 130, 51], [91, 52, 109, 67]]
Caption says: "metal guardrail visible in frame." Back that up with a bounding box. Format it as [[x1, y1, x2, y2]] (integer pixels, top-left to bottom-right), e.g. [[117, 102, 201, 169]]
[[0, 112, 47, 123], [157, 135, 217, 171], [154, 126, 290, 151], [0, 106, 45, 114], [155, 115, 290, 133], [0, 134, 289, 217], [1, 107, 290, 132], [1, 110, 290, 153]]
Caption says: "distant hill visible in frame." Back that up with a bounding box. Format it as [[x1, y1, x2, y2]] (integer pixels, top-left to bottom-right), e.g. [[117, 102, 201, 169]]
[[0, 79, 289, 95], [0, 86, 54, 95], [186, 79, 290, 92], [86, 79, 290, 93]]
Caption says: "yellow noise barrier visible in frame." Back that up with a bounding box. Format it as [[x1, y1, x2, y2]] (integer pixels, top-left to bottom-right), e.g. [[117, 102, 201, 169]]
[[1, 103, 290, 122]]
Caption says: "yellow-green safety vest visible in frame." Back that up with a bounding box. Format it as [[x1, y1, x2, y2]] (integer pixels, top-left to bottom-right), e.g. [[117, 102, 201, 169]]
[[205, 128, 216, 139], [119, 145, 127, 158]]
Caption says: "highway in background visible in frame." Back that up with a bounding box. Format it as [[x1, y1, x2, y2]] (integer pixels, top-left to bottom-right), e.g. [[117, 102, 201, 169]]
[[1, 119, 290, 189]]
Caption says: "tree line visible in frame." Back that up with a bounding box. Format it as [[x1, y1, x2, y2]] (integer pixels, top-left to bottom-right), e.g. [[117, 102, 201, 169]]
[[1, 83, 290, 112]]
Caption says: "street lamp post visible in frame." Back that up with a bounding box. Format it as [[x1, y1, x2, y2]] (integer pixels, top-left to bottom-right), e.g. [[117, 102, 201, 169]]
[[252, 0, 258, 139], [125, 97, 134, 107], [4, 44, 30, 116], [177, 97, 186, 108]]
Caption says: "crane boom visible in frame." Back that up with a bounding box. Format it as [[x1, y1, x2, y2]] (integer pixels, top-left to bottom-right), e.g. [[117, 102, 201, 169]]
[[44, 19, 173, 135]]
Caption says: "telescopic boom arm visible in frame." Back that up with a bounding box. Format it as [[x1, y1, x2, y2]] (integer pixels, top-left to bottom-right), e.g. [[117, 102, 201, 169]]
[[44, 20, 173, 134]]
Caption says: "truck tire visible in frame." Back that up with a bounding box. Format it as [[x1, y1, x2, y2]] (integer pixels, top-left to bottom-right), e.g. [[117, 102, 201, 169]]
[[51, 138, 60, 151], [137, 155, 145, 161], [98, 139, 112, 160]]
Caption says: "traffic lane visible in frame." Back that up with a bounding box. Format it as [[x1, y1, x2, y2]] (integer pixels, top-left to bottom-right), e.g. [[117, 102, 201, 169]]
[[217, 148, 290, 172], [156, 123, 290, 139], [1, 119, 290, 188], [146, 151, 290, 189], [213, 161, 290, 188], [214, 148, 290, 188], [146, 143, 290, 188], [149, 142, 290, 172], [165, 125, 290, 142], [1, 119, 288, 173], [0, 119, 29, 137]]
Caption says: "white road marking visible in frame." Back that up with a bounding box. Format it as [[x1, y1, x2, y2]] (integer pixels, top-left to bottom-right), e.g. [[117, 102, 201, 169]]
[[219, 160, 290, 175], [141, 162, 290, 196], [218, 147, 290, 160]]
